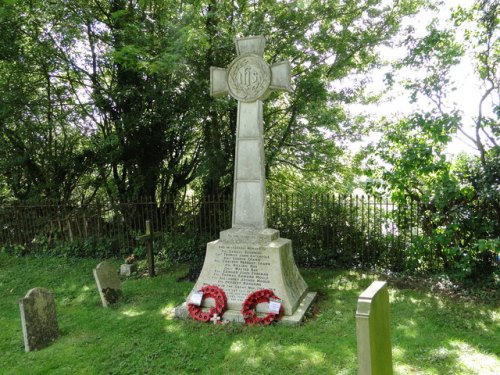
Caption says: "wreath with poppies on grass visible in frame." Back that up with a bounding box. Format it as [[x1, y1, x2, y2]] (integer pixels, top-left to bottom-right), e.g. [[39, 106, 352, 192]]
[[241, 289, 283, 325], [188, 285, 227, 323]]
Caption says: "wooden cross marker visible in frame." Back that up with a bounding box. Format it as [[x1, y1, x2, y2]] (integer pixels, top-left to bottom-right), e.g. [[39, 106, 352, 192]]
[[136, 220, 161, 277], [210, 36, 291, 229]]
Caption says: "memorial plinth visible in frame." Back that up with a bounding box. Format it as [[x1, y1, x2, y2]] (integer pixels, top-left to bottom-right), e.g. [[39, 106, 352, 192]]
[[175, 228, 313, 323], [175, 36, 315, 324]]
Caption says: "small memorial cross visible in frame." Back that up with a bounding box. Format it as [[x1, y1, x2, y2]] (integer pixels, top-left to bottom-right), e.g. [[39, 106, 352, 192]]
[[210, 36, 291, 229], [136, 220, 161, 277], [210, 314, 221, 324]]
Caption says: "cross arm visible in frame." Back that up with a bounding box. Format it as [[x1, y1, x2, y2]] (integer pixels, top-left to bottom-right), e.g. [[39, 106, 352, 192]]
[[270, 61, 291, 92], [235, 36, 266, 56], [210, 67, 228, 97]]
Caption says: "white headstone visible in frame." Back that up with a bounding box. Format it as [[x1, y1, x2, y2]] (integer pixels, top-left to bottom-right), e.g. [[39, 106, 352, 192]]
[[93, 261, 122, 307], [19, 287, 58, 352]]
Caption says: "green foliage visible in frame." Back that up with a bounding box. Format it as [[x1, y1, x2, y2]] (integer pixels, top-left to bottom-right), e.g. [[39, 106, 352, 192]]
[[0, 0, 426, 202], [1, 235, 123, 259], [362, 2, 499, 281], [155, 231, 212, 268]]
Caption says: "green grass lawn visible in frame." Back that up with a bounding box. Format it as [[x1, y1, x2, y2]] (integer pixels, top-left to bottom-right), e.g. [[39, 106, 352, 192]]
[[0, 254, 498, 374]]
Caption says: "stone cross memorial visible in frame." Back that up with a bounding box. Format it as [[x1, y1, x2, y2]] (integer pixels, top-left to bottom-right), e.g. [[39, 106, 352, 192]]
[[356, 281, 394, 375], [93, 261, 123, 307], [19, 287, 59, 352], [175, 36, 315, 324]]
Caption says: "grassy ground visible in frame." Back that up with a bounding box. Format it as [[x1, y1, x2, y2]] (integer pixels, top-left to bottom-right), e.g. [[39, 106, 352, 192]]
[[0, 254, 498, 374]]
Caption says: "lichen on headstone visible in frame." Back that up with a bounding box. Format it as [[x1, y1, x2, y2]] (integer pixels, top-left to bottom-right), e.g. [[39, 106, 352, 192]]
[[19, 287, 59, 352], [93, 261, 122, 307]]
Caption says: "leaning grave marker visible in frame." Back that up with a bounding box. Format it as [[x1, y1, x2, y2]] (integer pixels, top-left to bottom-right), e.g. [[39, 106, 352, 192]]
[[19, 287, 59, 352], [93, 261, 123, 307], [175, 36, 316, 324]]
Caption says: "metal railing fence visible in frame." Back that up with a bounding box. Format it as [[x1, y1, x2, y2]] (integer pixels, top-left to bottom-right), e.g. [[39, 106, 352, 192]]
[[0, 194, 421, 269]]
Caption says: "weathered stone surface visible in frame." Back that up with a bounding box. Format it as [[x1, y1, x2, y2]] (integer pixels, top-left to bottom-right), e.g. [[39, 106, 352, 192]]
[[356, 281, 393, 375], [93, 261, 122, 307], [19, 287, 58, 352], [176, 36, 314, 324], [219, 227, 279, 244], [180, 228, 308, 315], [120, 263, 137, 277], [233, 100, 267, 229]]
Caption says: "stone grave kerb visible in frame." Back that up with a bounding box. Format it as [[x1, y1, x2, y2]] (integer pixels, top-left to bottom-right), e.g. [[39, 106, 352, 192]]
[[210, 35, 291, 229]]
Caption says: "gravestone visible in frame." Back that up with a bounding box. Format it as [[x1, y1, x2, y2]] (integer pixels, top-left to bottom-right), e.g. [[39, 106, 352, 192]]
[[356, 281, 393, 375], [175, 36, 316, 324], [120, 263, 137, 277], [19, 287, 58, 352], [93, 261, 122, 307]]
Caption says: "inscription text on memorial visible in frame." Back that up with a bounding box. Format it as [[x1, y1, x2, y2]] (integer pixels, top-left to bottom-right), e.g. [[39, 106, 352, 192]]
[[211, 243, 272, 301]]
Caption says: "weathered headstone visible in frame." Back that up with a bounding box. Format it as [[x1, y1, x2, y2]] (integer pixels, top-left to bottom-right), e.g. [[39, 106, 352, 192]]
[[175, 36, 316, 324], [93, 261, 122, 307], [19, 287, 58, 352], [356, 281, 393, 375]]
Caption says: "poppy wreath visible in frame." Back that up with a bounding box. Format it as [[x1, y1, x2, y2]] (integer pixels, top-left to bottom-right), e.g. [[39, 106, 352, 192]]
[[241, 289, 283, 325], [188, 285, 227, 323]]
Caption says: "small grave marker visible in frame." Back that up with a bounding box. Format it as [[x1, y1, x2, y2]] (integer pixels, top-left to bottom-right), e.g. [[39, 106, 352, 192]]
[[19, 287, 58, 352], [93, 261, 122, 307], [120, 263, 137, 277], [356, 281, 393, 375], [210, 314, 221, 324]]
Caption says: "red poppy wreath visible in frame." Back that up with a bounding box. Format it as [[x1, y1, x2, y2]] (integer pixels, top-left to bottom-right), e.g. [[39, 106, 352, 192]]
[[188, 285, 227, 323], [241, 289, 283, 325]]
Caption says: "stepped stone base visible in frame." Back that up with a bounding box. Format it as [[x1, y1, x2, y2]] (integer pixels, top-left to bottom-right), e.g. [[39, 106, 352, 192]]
[[175, 228, 315, 324]]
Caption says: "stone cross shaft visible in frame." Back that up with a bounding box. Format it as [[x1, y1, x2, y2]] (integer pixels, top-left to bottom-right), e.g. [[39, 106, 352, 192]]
[[210, 36, 291, 229]]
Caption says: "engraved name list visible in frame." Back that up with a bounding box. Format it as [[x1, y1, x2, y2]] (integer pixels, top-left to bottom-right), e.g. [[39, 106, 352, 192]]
[[211, 243, 272, 301]]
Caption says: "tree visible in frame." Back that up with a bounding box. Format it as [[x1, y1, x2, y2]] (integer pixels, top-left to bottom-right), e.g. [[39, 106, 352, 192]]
[[362, 0, 499, 279], [0, 0, 93, 203], [1, 0, 426, 204]]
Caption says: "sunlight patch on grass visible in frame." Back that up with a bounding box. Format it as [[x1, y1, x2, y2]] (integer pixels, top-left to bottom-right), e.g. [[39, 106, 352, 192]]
[[450, 341, 500, 375], [229, 339, 245, 353], [159, 305, 176, 319], [74, 285, 94, 303], [283, 344, 326, 367], [163, 324, 180, 333], [121, 308, 145, 317], [394, 319, 417, 338], [393, 346, 429, 374], [394, 363, 426, 375]]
